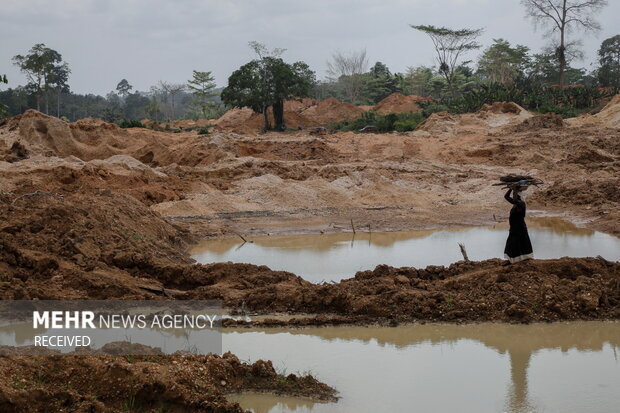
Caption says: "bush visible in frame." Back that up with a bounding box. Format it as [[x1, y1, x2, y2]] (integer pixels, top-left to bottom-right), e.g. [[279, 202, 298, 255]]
[[116, 119, 145, 128], [197, 125, 213, 135], [331, 111, 425, 133]]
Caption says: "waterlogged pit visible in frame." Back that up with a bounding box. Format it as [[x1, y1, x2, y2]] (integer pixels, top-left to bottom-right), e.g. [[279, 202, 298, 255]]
[[225, 322, 620, 413], [190, 218, 620, 282]]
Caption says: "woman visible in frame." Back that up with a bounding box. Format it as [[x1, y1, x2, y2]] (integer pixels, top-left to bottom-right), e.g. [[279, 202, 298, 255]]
[[504, 181, 533, 264]]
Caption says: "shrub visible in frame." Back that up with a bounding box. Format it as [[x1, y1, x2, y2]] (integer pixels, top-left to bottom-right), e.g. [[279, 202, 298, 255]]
[[116, 119, 145, 128]]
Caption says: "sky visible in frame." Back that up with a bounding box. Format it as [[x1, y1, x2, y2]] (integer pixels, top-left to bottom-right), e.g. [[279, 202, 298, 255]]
[[1, 0, 619, 95]]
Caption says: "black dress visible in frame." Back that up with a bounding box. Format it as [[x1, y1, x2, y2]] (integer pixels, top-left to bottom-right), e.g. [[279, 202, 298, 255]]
[[503, 189, 533, 263]]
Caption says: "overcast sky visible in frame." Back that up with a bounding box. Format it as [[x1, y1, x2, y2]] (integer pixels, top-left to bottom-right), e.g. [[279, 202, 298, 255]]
[[1, 0, 619, 95]]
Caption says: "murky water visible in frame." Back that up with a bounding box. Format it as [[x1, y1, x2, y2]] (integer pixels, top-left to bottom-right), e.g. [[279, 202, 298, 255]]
[[224, 322, 620, 413], [190, 218, 620, 282]]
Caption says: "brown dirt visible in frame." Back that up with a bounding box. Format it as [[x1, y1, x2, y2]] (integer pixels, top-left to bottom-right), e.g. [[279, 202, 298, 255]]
[[300, 98, 364, 125], [1, 101, 619, 408], [0, 353, 336, 412], [374, 92, 428, 115]]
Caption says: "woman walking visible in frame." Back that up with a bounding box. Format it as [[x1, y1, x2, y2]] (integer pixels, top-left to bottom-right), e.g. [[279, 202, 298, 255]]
[[504, 181, 533, 264]]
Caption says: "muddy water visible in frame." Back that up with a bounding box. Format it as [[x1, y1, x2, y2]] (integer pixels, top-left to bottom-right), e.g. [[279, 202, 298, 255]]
[[190, 217, 620, 282], [224, 322, 620, 413]]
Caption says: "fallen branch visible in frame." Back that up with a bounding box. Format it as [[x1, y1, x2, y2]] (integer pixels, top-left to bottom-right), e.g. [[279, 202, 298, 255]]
[[458, 243, 470, 262], [232, 231, 252, 243]]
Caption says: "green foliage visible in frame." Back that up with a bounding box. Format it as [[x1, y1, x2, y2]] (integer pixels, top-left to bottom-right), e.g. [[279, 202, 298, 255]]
[[12, 43, 70, 113], [116, 119, 144, 128], [331, 110, 425, 133], [597, 35, 620, 88], [222, 51, 315, 131], [418, 83, 618, 118], [197, 125, 213, 135], [0, 75, 7, 118], [477, 39, 530, 86], [116, 79, 133, 97], [410, 25, 483, 95], [187, 70, 218, 118]]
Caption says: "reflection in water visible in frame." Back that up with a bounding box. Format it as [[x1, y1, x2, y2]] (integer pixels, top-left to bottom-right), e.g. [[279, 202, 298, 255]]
[[224, 322, 620, 413], [190, 217, 620, 282]]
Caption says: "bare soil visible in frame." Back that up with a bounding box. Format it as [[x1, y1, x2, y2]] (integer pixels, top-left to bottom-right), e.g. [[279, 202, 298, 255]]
[[1, 96, 619, 409]]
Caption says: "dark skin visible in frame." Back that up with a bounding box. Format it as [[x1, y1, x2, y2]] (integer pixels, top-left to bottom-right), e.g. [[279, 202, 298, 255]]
[[504, 187, 525, 209]]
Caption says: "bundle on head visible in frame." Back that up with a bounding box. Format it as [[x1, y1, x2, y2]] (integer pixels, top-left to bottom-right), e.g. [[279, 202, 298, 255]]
[[493, 175, 544, 188]]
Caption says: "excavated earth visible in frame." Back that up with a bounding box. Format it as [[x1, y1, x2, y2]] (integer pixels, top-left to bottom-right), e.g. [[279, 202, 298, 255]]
[[0, 96, 619, 410]]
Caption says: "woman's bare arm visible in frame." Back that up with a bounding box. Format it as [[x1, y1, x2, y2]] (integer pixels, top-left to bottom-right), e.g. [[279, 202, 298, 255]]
[[504, 188, 516, 204]]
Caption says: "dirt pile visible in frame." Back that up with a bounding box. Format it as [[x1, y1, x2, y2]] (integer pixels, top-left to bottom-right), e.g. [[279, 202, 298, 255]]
[[511, 113, 565, 132], [301, 98, 364, 125], [374, 93, 427, 115], [0, 353, 336, 412], [2, 111, 134, 161], [592, 93, 620, 128], [215, 107, 316, 134], [284, 97, 318, 112]]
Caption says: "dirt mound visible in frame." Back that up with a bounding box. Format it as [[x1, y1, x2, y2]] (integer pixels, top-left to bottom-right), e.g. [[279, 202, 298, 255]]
[[161, 118, 211, 130], [3, 110, 137, 161], [512, 113, 564, 131], [301, 98, 364, 125], [374, 93, 426, 115], [478, 102, 524, 114], [592, 93, 620, 128], [0, 353, 336, 412], [215, 107, 255, 129], [284, 97, 318, 112]]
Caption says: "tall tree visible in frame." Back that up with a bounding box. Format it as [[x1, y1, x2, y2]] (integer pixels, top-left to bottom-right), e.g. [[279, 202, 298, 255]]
[[116, 79, 133, 98], [521, 0, 608, 87], [326, 49, 369, 103], [477, 39, 531, 86], [222, 56, 315, 131], [187, 70, 218, 118], [597, 35, 620, 87], [410, 25, 483, 96], [157, 81, 185, 120], [12, 44, 68, 113]]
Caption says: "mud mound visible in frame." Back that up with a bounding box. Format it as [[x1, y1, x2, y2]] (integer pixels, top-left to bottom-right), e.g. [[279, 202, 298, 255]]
[[301, 98, 364, 125], [0, 353, 336, 412], [512, 113, 564, 132], [284, 97, 318, 112], [3, 110, 138, 161], [478, 102, 524, 114], [416, 112, 458, 135], [374, 93, 426, 115], [592, 94, 620, 128], [215, 107, 255, 128]]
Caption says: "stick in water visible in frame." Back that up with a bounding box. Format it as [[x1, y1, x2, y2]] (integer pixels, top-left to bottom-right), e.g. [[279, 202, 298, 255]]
[[458, 243, 469, 262]]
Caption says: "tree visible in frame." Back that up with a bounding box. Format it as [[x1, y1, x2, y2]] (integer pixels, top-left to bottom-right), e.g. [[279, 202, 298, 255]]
[[402, 66, 434, 96], [12, 44, 69, 113], [0, 74, 8, 118], [521, 0, 608, 87], [411, 25, 483, 96], [222, 53, 315, 131], [156, 81, 185, 120], [477, 39, 530, 87], [363, 62, 401, 103], [597, 35, 620, 87], [326, 49, 369, 103], [116, 79, 133, 98], [187, 70, 218, 118], [49, 62, 70, 117]]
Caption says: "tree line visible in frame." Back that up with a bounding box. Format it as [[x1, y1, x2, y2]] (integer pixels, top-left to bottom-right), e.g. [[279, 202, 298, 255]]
[[1, 0, 618, 128]]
